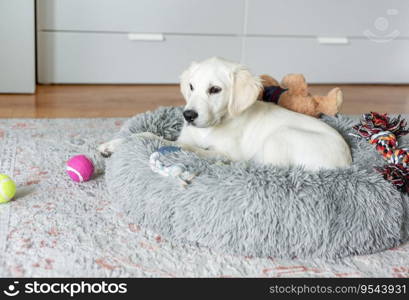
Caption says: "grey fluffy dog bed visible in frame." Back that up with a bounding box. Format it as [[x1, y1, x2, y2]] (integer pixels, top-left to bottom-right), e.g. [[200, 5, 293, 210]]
[[105, 106, 409, 259]]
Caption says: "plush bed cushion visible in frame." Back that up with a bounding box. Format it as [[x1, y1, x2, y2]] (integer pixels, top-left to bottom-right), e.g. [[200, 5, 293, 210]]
[[105, 106, 409, 259]]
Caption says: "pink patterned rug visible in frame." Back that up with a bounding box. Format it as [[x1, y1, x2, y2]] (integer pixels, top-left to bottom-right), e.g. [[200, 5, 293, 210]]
[[0, 118, 407, 277]]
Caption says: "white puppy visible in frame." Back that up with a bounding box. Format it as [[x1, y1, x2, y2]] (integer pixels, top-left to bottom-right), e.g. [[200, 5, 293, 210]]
[[99, 57, 352, 170]]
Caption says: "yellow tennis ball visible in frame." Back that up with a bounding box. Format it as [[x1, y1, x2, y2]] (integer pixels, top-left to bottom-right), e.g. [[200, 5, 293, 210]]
[[0, 174, 16, 203]]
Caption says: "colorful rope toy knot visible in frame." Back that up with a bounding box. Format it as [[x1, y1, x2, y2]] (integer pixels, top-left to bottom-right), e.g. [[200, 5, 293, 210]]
[[375, 164, 409, 194], [351, 112, 409, 193], [351, 112, 409, 140], [149, 146, 195, 187]]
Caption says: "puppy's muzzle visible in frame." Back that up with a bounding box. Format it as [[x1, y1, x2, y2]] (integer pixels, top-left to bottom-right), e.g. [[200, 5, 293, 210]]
[[183, 110, 199, 123]]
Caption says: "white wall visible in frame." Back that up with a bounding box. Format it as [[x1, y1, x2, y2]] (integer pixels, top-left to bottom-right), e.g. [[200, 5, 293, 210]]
[[0, 0, 35, 93]]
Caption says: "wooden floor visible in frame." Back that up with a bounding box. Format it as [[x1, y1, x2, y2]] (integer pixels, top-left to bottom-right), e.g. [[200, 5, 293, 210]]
[[0, 84, 409, 118]]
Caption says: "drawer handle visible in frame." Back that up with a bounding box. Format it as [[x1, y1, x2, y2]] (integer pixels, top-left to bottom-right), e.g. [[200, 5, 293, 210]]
[[317, 37, 349, 45], [127, 33, 165, 41]]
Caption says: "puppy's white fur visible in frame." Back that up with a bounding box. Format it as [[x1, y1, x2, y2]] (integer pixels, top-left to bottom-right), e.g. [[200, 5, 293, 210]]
[[99, 57, 352, 170], [178, 57, 351, 170]]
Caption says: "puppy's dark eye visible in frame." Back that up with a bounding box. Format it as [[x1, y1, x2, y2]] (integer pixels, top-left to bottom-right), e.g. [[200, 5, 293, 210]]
[[189, 83, 194, 91], [208, 86, 221, 94]]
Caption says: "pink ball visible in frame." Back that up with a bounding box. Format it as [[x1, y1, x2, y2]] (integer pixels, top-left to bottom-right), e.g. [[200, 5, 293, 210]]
[[66, 155, 94, 182]]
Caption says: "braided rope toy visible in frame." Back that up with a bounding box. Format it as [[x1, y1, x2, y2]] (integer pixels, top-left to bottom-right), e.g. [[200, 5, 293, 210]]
[[149, 146, 195, 187], [351, 112, 409, 193]]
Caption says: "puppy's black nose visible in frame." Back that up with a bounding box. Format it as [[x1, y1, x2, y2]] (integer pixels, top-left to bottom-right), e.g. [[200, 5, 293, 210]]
[[183, 110, 198, 123]]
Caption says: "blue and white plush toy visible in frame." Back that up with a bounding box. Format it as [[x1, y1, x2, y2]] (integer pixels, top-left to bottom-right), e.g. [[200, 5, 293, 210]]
[[149, 146, 195, 187]]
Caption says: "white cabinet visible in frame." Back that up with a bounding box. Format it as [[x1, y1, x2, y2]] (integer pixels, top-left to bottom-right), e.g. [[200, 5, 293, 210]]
[[38, 32, 242, 83], [243, 0, 409, 83], [37, 0, 409, 84], [246, 0, 409, 37], [38, 0, 244, 35], [0, 0, 35, 93], [37, 0, 245, 84], [244, 37, 409, 84]]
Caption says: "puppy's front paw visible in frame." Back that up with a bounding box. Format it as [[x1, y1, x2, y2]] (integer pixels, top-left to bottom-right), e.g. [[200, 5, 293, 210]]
[[98, 138, 124, 157]]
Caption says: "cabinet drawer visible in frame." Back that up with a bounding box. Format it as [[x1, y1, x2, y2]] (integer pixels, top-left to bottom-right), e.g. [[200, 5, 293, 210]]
[[37, 32, 241, 84], [247, 0, 409, 37], [38, 0, 244, 35], [244, 37, 409, 83]]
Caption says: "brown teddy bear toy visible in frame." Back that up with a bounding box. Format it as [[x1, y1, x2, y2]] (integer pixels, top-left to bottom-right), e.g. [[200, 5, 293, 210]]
[[258, 74, 343, 117]]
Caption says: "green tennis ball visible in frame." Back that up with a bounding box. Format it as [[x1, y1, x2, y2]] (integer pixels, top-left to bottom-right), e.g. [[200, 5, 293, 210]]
[[0, 174, 16, 203]]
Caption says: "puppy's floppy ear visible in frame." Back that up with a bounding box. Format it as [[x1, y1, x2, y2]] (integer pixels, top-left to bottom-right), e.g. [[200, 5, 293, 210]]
[[180, 61, 198, 102], [228, 67, 262, 116]]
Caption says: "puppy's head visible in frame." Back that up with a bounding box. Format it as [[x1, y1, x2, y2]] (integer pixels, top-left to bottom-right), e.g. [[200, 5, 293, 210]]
[[180, 57, 261, 128]]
